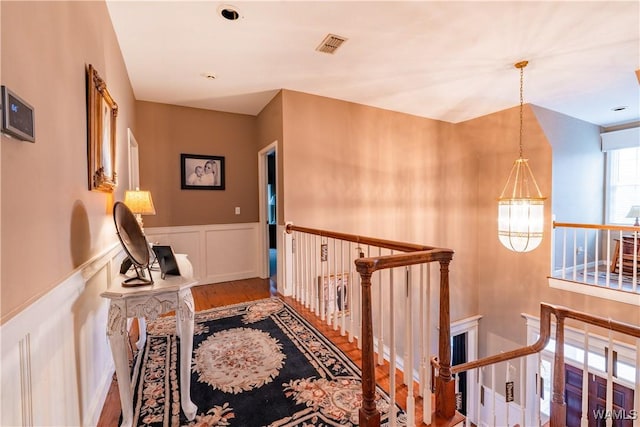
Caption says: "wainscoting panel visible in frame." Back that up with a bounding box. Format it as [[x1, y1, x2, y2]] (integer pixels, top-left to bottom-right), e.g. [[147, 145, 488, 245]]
[[146, 223, 261, 285], [0, 244, 124, 427]]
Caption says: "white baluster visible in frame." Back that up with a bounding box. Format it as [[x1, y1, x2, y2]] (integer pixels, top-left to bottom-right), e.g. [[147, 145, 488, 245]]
[[618, 230, 623, 289], [478, 367, 484, 427], [606, 327, 614, 427], [348, 241, 354, 343], [293, 232, 299, 300], [406, 266, 415, 427], [389, 265, 396, 426], [562, 228, 567, 279], [606, 229, 611, 288], [341, 240, 346, 336], [519, 358, 525, 427], [632, 233, 638, 292], [582, 229, 588, 283], [534, 353, 541, 427], [491, 364, 496, 427], [320, 237, 326, 322], [505, 362, 511, 427], [419, 264, 425, 397], [573, 229, 578, 282], [423, 263, 432, 425], [634, 338, 640, 427], [303, 233, 308, 307], [594, 229, 599, 285], [580, 328, 589, 427], [377, 247, 384, 365], [312, 235, 318, 315]]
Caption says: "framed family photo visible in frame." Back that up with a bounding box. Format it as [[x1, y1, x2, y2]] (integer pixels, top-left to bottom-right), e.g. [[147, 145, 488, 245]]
[[180, 153, 225, 190]]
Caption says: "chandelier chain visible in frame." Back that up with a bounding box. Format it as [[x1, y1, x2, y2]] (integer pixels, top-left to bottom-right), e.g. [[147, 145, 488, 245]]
[[519, 64, 524, 159]]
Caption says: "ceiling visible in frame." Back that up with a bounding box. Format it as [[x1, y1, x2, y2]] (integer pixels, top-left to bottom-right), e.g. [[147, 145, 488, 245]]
[[106, 1, 640, 127]]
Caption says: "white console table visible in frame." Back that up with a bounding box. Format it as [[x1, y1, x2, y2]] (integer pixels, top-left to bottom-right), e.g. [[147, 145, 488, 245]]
[[101, 254, 198, 427]]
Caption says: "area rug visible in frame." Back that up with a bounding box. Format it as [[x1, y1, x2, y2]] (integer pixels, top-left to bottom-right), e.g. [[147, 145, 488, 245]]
[[130, 298, 406, 426]]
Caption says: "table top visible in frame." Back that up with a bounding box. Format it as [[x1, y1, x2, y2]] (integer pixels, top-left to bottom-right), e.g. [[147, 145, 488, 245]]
[[101, 254, 198, 299]]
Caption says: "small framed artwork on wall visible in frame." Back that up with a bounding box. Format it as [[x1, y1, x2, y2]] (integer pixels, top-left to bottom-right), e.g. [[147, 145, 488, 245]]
[[180, 153, 225, 190]]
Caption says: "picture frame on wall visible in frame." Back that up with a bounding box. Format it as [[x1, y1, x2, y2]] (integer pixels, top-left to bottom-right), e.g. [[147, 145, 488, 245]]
[[180, 153, 225, 190], [87, 64, 118, 192]]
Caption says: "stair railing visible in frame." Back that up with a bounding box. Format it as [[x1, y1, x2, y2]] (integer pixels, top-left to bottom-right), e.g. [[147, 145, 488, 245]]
[[434, 303, 640, 427], [285, 224, 455, 426]]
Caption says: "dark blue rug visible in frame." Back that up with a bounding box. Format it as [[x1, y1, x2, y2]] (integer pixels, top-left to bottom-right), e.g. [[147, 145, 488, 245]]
[[130, 298, 406, 426]]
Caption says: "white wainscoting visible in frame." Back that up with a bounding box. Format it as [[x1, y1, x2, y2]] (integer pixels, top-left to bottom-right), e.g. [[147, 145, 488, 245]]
[[0, 243, 125, 427], [145, 222, 262, 284]]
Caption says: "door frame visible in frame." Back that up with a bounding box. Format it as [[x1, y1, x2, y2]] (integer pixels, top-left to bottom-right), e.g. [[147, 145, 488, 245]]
[[258, 141, 277, 280]]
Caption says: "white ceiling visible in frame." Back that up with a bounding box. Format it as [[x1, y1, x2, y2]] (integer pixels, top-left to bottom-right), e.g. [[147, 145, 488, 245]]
[[106, 0, 640, 127]]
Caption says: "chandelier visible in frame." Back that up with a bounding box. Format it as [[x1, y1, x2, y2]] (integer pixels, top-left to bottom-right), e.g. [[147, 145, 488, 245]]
[[497, 60, 546, 252]]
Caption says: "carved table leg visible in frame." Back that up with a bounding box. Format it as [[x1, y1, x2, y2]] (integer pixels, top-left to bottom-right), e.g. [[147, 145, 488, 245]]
[[178, 289, 197, 420], [136, 317, 147, 350], [106, 301, 134, 427]]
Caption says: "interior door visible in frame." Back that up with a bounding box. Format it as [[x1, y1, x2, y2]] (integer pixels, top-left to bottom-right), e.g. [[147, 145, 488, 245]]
[[564, 364, 635, 427]]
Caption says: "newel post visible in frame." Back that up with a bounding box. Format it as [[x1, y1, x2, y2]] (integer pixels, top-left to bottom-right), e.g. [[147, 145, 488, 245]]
[[436, 259, 456, 419], [550, 314, 567, 427], [357, 266, 381, 427]]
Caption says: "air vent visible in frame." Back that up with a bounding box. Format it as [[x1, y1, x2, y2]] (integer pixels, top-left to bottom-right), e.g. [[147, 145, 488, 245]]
[[316, 34, 347, 54]]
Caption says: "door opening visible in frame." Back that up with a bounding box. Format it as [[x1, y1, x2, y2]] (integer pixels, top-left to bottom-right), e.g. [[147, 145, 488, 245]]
[[267, 151, 277, 279], [453, 332, 468, 415]]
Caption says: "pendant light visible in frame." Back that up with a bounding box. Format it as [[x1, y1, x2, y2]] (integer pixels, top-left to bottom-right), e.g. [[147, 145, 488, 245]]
[[498, 60, 546, 252]]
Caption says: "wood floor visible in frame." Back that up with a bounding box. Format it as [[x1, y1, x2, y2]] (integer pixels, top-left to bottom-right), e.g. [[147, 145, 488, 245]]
[[97, 277, 462, 426]]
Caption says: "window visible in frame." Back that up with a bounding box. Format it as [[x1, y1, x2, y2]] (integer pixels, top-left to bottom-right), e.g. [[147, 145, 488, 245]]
[[606, 146, 640, 224]]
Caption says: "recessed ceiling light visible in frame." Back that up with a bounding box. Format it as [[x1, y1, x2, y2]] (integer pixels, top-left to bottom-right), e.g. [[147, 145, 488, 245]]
[[611, 105, 628, 112], [218, 4, 241, 21]]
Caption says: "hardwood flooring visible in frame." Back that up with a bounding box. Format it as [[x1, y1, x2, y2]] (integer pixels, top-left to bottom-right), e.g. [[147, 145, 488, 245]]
[[97, 277, 462, 426]]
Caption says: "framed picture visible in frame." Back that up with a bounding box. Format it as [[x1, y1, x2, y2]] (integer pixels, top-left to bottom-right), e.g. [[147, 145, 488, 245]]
[[318, 273, 349, 315], [181, 153, 225, 190], [86, 64, 118, 192]]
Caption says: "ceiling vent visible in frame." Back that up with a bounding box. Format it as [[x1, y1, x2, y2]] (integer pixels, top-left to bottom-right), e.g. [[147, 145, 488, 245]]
[[316, 34, 347, 54]]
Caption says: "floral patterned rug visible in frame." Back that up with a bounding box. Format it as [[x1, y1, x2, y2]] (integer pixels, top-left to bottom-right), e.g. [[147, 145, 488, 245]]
[[130, 298, 406, 426]]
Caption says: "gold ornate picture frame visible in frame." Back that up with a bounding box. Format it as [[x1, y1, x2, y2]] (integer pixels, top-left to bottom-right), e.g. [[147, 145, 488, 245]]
[[87, 64, 118, 192]]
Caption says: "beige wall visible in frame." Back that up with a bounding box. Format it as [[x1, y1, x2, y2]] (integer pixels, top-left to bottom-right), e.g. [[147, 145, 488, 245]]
[[280, 89, 478, 322], [279, 91, 639, 354], [1, 1, 135, 323], [135, 101, 259, 227], [256, 91, 284, 223]]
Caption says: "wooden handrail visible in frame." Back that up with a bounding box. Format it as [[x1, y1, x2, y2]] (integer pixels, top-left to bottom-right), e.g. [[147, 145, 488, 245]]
[[355, 249, 454, 272], [437, 302, 640, 427], [445, 303, 640, 375], [553, 221, 640, 233], [285, 223, 439, 253]]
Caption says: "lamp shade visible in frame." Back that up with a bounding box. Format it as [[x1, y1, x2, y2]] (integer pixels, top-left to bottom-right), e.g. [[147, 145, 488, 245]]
[[626, 205, 640, 226], [124, 190, 156, 215], [498, 158, 546, 252]]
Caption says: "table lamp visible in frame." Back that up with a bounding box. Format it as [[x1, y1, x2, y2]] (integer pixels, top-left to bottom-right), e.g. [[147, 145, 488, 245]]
[[626, 205, 640, 227], [124, 189, 156, 232]]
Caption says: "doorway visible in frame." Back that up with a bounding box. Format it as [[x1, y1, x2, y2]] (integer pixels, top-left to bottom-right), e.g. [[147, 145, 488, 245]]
[[258, 142, 278, 286], [267, 151, 277, 278], [452, 332, 468, 415]]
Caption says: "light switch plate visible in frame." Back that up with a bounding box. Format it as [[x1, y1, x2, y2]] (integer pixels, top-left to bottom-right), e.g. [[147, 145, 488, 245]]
[[235, 207, 241, 215]]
